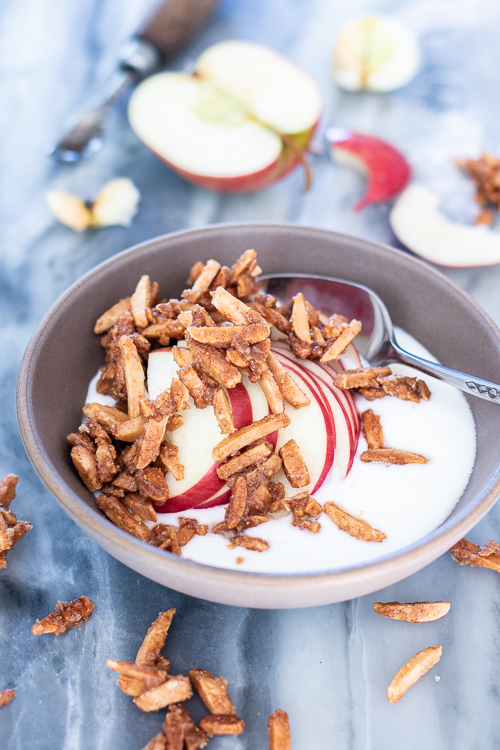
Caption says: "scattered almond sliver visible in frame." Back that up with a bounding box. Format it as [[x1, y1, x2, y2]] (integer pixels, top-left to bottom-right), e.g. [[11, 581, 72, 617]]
[[387, 645, 442, 703], [0, 474, 32, 569], [373, 601, 450, 623], [268, 709, 292, 750], [0, 690, 15, 708], [361, 409, 384, 449], [31, 596, 94, 636], [450, 538, 500, 572], [324, 501, 386, 542], [360, 448, 427, 465]]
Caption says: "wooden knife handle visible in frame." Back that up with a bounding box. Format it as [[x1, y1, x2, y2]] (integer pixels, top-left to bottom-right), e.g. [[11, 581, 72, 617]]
[[140, 0, 220, 60]]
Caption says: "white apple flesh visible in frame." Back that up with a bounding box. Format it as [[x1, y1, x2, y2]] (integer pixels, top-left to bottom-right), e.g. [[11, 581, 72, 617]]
[[147, 346, 360, 513], [390, 184, 500, 268], [128, 40, 322, 193]]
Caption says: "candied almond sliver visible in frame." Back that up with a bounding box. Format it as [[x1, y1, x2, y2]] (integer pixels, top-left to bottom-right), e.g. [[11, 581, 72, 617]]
[[142, 733, 168, 750], [450, 538, 500, 571], [361, 409, 384, 449], [94, 297, 132, 334], [291, 293, 311, 344], [134, 675, 193, 712], [32, 596, 94, 636], [267, 709, 292, 750], [225, 475, 247, 530], [321, 320, 362, 363], [189, 669, 237, 716], [136, 609, 176, 665], [119, 335, 145, 418], [0, 689, 16, 708], [97, 494, 152, 541], [212, 413, 290, 462], [279, 440, 310, 489], [199, 715, 245, 736], [324, 501, 385, 542], [360, 449, 427, 465], [373, 601, 450, 623], [387, 645, 442, 703], [131, 275, 151, 329]]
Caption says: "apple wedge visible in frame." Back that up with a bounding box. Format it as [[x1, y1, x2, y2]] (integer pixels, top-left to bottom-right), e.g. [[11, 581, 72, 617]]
[[272, 361, 335, 495], [272, 348, 359, 477], [128, 40, 322, 193], [390, 184, 500, 268], [327, 128, 411, 211]]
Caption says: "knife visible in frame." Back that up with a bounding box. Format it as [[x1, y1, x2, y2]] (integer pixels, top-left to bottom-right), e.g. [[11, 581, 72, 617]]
[[51, 0, 220, 163]]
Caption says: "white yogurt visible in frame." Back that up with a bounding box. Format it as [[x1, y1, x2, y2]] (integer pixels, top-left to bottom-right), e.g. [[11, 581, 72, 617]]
[[85, 329, 476, 574]]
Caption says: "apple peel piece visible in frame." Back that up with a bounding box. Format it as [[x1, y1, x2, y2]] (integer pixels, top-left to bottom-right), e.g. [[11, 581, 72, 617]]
[[327, 128, 411, 210], [390, 184, 500, 268]]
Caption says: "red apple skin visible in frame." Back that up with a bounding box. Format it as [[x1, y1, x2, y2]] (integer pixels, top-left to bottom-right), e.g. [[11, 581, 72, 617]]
[[328, 129, 411, 211], [278, 358, 336, 492], [273, 346, 359, 476], [142, 121, 319, 194]]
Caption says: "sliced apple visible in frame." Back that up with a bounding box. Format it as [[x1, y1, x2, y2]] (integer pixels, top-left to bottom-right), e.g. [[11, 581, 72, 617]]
[[271, 345, 360, 477], [272, 362, 335, 495], [327, 128, 411, 211], [332, 15, 420, 93], [148, 350, 261, 512], [147, 343, 359, 512], [128, 40, 322, 193], [390, 184, 500, 268]]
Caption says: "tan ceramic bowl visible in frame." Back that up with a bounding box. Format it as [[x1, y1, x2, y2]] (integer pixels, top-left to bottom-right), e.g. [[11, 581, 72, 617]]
[[17, 224, 500, 608]]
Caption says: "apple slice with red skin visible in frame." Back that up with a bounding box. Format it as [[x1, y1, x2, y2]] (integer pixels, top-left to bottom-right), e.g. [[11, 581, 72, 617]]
[[128, 40, 322, 194], [272, 348, 358, 477], [390, 183, 500, 268], [271, 359, 335, 494], [327, 127, 411, 211], [155, 381, 254, 513], [270, 340, 360, 441], [148, 345, 357, 512], [196, 364, 334, 505]]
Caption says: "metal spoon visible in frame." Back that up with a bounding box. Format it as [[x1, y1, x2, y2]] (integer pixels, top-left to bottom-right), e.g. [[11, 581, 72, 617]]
[[259, 273, 500, 404]]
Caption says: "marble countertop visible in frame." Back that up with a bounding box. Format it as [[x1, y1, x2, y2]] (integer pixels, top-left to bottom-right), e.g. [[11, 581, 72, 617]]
[[2, 0, 500, 747]]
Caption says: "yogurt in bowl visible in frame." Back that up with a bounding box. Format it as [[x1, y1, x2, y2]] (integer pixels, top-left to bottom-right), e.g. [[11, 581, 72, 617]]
[[79, 251, 476, 576], [18, 224, 500, 608]]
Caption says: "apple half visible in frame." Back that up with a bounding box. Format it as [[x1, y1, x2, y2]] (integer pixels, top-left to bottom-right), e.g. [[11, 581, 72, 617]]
[[147, 346, 360, 513], [390, 184, 500, 268], [128, 40, 322, 193]]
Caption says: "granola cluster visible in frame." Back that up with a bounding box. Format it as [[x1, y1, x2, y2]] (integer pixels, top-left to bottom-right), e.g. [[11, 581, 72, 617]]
[[252, 289, 362, 363], [0, 474, 32, 569], [105, 608, 292, 749], [331, 365, 430, 403], [456, 151, 500, 226]]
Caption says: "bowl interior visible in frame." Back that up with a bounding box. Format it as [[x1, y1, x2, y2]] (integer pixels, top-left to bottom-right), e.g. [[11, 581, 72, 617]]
[[19, 224, 500, 578]]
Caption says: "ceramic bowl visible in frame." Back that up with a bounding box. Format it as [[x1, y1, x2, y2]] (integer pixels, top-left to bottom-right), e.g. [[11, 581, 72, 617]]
[[17, 224, 500, 608]]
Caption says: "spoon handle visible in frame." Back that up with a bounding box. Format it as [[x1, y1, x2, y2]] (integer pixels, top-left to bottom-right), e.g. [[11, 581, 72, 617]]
[[392, 343, 500, 404]]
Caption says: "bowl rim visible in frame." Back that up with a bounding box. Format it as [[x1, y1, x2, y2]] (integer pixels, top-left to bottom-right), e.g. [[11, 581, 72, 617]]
[[17, 221, 500, 590]]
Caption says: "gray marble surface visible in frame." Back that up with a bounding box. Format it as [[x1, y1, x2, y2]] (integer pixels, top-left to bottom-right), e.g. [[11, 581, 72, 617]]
[[2, 0, 500, 747]]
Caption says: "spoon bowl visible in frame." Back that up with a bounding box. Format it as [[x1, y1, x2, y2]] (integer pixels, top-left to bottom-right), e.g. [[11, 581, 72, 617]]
[[260, 273, 500, 404]]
